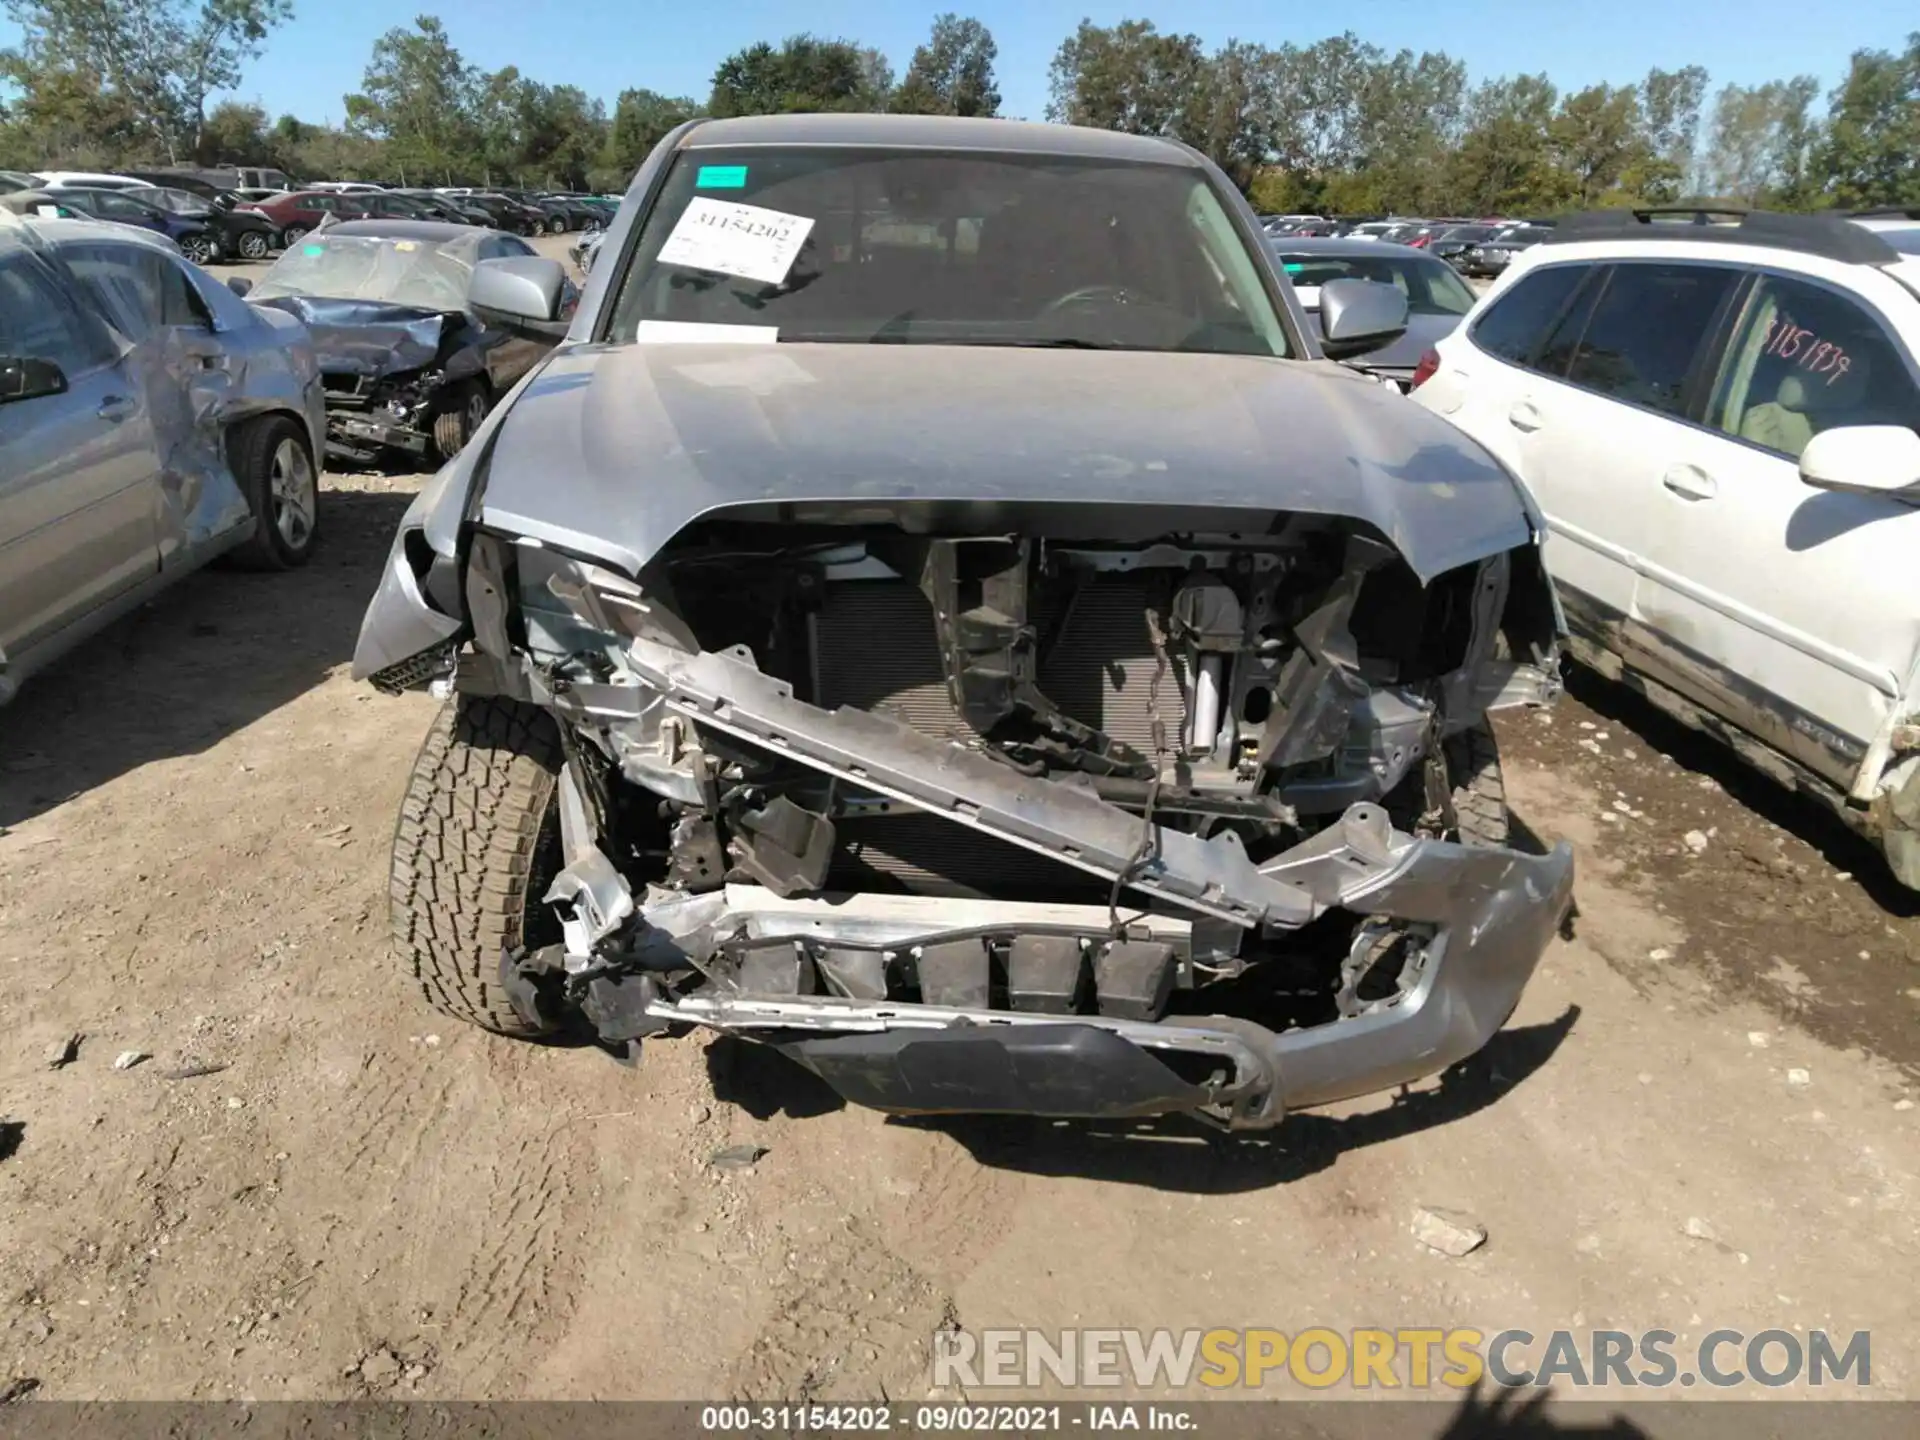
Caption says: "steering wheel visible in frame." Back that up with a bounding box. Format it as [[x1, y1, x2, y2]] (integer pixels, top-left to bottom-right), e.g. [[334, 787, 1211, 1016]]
[[1038, 284, 1136, 316]]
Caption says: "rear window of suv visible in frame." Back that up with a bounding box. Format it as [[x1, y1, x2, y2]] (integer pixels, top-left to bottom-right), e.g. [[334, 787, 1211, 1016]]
[[1468, 264, 1588, 364]]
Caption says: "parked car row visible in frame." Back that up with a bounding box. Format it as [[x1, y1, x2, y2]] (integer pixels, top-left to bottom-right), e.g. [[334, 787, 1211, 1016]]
[[2, 168, 620, 261], [1258, 213, 1559, 276]]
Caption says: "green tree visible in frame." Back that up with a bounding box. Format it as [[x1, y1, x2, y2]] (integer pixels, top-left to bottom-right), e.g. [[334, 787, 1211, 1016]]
[[344, 16, 480, 184], [1351, 47, 1466, 211], [513, 80, 605, 189], [1269, 33, 1381, 175], [709, 34, 888, 117], [1183, 41, 1285, 190], [470, 64, 523, 181], [1445, 75, 1568, 216], [0, 55, 143, 167], [1812, 33, 1920, 208], [1634, 64, 1710, 199], [1550, 83, 1648, 204], [195, 98, 271, 164], [1044, 19, 1208, 138], [1700, 77, 1822, 205], [1, 0, 292, 162], [276, 118, 382, 182], [603, 87, 701, 178], [891, 13, 999, 117]]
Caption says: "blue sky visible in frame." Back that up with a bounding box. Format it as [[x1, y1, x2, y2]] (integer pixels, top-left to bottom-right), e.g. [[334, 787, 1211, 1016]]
[[4, 0, 1916, 126]]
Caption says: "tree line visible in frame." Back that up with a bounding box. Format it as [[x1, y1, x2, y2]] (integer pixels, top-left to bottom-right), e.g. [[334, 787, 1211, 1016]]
[[2, 1, 1915, 213]]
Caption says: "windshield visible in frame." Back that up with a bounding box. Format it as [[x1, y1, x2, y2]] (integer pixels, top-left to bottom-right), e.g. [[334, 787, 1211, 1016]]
[[1274, 250, 1478, 317], [608, 147, 1292, 356], [249, 234, 474, 311]]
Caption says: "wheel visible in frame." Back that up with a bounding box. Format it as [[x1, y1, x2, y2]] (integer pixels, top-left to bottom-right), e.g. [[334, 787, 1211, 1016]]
[[431, 381, 490, 462], [223, 415, 318, 570], [181, 233, 217, 265], [547, 215, 567, 235], [390, 696, 565, 1036], [237, 230, 270, 260], [1444, 719, 1511, 848], [281, 224, 307, 248]]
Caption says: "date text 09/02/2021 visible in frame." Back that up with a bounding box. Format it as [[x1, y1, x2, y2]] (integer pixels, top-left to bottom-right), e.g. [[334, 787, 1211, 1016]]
[[698, 1405, 1196, 1432]]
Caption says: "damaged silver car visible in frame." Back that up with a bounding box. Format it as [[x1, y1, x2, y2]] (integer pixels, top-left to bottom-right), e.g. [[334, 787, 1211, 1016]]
[[354, 115, 1575, 1130], [1, 213, 324, 704]]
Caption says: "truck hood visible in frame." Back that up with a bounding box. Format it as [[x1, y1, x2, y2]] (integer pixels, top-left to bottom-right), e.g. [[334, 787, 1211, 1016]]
[[253, 296, 454, 379], [479, 342, 1537, 584]]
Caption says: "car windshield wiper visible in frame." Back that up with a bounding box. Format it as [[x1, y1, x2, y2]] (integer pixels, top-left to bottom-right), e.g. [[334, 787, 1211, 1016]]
[[939, 337, 1136, 351]]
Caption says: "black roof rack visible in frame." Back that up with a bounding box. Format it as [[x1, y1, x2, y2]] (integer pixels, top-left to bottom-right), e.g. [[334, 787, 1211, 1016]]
[[1543, 207, 1900, 265]]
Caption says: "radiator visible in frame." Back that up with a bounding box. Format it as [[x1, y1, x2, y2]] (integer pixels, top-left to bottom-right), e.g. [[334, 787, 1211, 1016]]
[[812, 577, 1181, 898]]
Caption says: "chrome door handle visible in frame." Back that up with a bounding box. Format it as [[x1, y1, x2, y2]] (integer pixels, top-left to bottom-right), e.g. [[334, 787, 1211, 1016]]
[[1508, 401, 1542, 432], [1661, 465, 1718, 501], [97, 395, 133, 423]]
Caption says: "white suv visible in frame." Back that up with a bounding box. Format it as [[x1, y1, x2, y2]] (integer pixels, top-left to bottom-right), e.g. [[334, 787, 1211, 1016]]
[[1412, 207, 1920, 886]]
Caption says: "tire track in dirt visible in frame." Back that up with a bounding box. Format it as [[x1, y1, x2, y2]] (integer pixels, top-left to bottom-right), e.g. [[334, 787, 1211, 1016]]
[[723, 1212, 949, 1402], [438, 1053, 596, 1384], [870, 1125, 1020, 1292]]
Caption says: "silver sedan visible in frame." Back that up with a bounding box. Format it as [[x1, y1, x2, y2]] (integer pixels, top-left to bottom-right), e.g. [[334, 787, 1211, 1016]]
[[0, 215, 326, 703]]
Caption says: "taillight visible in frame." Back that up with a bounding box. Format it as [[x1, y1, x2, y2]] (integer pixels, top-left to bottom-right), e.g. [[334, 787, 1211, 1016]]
[[1410, 349, 1440, 390]]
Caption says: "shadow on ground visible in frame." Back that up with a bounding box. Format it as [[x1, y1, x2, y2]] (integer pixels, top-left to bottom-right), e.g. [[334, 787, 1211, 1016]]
[[0, 487, 410, 830], [707, 1034, 849, 1121]]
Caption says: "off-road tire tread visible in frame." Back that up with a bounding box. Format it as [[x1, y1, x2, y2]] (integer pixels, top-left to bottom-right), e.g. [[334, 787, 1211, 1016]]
[[432, 381, 486, 461], [389, 696, 563, 1037], [223, 414, 315, 571], [1446, 719, 1511, 849]]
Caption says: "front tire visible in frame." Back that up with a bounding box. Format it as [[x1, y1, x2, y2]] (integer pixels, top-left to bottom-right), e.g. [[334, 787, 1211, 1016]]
[[224, 415, 318, 570], [237, 230, 270, 260], [280, 224, 307, 248], [1444, 720, 1511, 849], [390, 696, 564, 1036], [547, 215, 567, 235], [431, 381, 490, 462], [181, 234, 217, 265]]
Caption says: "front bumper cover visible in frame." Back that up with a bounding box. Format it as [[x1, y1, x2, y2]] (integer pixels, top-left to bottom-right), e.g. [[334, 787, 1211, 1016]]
[[638, 815, 1572, 1130]]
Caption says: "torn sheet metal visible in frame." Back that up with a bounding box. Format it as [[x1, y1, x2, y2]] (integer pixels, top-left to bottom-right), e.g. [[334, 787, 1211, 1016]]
[[253, 296, 450, 379], [146, 296, 327, 569]]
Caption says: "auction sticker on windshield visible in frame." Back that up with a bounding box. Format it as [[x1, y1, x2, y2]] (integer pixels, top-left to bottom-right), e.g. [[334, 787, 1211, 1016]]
[[657, 197, 814, 286]]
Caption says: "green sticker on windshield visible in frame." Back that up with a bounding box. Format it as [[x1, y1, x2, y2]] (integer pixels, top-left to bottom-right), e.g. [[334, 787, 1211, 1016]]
[[302, 243, 325, 255], [696, 165, 748, 189]]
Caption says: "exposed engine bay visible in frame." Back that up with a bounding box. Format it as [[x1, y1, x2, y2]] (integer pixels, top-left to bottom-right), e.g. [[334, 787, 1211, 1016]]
[[388, 504, 1573, 1129]]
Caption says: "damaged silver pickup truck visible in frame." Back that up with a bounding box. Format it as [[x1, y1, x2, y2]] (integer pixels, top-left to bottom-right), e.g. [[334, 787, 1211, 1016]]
[[353, 114, 1575, 1129]]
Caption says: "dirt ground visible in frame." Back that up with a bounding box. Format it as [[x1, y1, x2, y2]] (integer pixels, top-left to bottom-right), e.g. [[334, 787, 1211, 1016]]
[[2, 252, 1918, 1404]]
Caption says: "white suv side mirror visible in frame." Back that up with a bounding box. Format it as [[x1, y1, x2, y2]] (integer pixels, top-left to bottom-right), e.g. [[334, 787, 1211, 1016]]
[[1798, 425, 1920, 498]]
